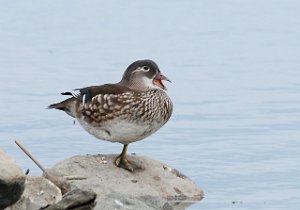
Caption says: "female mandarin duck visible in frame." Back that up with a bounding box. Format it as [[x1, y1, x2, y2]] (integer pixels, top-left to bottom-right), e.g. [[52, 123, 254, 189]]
[[49, 59, 173, 172]]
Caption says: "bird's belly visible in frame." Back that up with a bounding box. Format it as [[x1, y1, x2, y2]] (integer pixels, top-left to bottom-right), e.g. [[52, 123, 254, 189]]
[[78, 118, 163, 144]]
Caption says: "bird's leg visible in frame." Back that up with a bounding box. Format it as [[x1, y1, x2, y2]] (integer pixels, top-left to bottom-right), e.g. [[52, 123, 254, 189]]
[[114, 144, 134, 172]]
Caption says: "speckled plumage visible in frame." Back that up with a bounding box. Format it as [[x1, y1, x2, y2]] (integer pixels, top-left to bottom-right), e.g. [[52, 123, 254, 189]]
[[49, 59, 173, 171], [49, 60, 172, 144], [71, 85, 172, 144]]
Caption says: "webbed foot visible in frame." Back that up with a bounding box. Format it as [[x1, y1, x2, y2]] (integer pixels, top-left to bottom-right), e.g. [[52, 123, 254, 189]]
[[114, 144, 134, 172]]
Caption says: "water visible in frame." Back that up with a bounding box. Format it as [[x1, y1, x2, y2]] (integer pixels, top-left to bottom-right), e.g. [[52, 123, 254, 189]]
[[1, 0, 300, 209]]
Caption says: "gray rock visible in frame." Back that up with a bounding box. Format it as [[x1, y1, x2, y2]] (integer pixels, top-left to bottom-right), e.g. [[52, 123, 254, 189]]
[[6, 176, 62, 210], [44, 188, 97, 210], [0, 148, 25, 209], [47, 154, 204, 210]]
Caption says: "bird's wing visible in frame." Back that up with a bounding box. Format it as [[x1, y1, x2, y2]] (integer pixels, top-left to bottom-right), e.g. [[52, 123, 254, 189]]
[[62, 84, 138, 124], [61, 84, 132, 105]]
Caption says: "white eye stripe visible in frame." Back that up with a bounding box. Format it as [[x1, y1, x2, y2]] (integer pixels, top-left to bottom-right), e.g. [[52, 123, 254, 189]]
[[131, 66, 151, 74]]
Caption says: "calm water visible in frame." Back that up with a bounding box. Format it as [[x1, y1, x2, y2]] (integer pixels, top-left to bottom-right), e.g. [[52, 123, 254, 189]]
[[1, 1, 300, 209]]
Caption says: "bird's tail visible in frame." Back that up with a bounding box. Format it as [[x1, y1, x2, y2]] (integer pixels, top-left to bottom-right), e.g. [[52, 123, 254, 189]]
[[48, 98, 76, 118]]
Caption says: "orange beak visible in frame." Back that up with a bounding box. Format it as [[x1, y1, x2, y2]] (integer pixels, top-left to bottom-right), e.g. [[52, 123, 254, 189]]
[[153, 73, 171, 90]]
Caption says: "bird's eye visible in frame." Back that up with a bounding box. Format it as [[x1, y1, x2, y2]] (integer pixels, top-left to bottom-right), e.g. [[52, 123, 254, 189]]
[[142, 66, 150, 71]]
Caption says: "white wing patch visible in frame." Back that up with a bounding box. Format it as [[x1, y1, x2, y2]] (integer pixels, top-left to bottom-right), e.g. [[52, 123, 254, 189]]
[[70, 89, 87, 105], [82, 94, 86, 105], [70, 89, 82, 98]]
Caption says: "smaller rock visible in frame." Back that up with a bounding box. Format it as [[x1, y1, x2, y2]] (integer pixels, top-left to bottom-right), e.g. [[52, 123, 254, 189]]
[[42, 172, 71, 195], [0, 148, 25, 209], [43, 188, 97, 210], [7, 176, 62, 210]]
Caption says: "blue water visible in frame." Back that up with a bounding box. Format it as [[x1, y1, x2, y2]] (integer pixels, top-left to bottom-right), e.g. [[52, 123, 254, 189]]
[[1, 1, 300, 209]]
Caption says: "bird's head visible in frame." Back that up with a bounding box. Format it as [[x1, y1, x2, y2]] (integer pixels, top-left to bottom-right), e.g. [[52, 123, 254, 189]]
[[119, 59, 171, 91]]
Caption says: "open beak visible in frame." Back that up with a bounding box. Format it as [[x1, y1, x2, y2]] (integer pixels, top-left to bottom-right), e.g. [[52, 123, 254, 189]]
[[153, 73, 172, 90]]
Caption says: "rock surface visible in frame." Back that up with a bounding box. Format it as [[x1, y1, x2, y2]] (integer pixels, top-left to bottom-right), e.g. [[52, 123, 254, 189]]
[[0, 148, 25, 209], [6, 176, 62, 210], [44, 189, 97, 210], [47, 154, 204, 210]]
